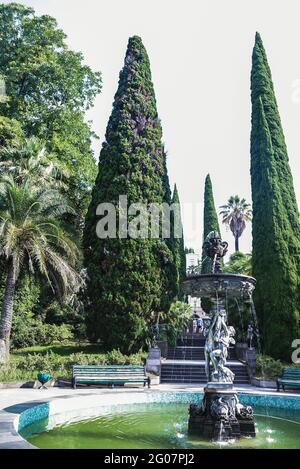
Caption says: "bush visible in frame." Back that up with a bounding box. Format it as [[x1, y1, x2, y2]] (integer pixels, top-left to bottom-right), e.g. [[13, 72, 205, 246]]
[[11, 319, 73, 349], [0, 349, 147, 382], [255, 354, 284, 379]]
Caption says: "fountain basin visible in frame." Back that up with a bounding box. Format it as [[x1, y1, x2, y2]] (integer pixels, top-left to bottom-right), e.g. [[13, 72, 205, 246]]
[[14, 391, 300, 449], [183, 273, 256, 299]]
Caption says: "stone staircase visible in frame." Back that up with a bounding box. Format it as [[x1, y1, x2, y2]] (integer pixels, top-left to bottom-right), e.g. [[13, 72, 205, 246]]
[[160, 333, 250, 385]]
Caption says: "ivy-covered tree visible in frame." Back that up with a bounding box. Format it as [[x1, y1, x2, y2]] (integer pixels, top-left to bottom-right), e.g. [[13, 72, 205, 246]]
[[251, 91, 300, 358], [171, 184, 186, 299], [83, 36, 174, 353], [201, 174, 221, 274], [0, 2, 102, 215]]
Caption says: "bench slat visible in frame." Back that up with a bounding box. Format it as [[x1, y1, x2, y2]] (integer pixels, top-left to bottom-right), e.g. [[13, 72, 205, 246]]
[[72, 364, 150, 389]]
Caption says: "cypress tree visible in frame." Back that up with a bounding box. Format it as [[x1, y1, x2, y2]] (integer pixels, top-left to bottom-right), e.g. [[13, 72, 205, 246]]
[[83, 36, 173, 352], [162, 151, 180, 303], [201, 174, 221, 274], [251, 36, 300, 359], [171, 184, 186, 300], [251, 32, 300, 236]]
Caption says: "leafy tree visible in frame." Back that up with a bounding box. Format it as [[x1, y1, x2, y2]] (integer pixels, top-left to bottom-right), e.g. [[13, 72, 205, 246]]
[[159, 301, 192, 346], [219, 195, 252, 252], [0, 174, 80, 361], [251, 95, 300, 360], [83, 36, 174, 353], [224, 252, 252, 276], [0, 3, 102, 215], [0, 115, 24, 148], [201, 174, 221, 273]]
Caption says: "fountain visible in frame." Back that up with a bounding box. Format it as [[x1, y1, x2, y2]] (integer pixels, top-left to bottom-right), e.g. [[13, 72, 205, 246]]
[[184, 231, 256, 441]]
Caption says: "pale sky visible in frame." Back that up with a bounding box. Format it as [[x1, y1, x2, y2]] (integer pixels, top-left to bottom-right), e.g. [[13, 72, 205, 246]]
[[3, 0, 300, 256]]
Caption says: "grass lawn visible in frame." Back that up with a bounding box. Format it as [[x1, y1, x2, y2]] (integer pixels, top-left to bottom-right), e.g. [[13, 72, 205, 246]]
[[11, 342, 104, 358]]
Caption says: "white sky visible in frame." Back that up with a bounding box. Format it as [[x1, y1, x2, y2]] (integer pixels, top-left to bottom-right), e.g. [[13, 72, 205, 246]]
[[4, 0, 300, 256]]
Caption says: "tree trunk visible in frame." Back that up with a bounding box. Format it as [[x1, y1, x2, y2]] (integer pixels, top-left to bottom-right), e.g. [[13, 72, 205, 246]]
[[235, 235, 239, 252], [0, 258, 18, 363]]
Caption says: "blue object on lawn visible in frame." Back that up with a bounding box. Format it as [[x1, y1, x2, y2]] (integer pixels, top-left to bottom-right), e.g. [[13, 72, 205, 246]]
[[37, 373, 51, 389]]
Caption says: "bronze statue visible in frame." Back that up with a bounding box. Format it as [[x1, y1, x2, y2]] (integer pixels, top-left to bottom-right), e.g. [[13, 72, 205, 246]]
[[203, 231, 228, 273]]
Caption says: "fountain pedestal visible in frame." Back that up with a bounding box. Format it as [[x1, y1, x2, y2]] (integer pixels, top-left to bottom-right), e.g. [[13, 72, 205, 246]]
[[188, 383, 255, 441]]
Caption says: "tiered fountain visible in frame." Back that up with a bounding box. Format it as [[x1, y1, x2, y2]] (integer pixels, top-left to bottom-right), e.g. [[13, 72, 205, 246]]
[[183, 231, 256, 441]]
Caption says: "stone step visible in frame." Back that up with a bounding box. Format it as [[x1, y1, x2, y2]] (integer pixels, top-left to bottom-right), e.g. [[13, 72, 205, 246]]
[[160, 361, 250, 384], [166, 349, 237, 360]]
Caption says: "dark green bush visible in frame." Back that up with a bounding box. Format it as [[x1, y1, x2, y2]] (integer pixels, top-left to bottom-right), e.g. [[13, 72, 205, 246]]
[[11, 319, 73, 349], [255, 354, 284, 379], [0, 349, 147, 382]]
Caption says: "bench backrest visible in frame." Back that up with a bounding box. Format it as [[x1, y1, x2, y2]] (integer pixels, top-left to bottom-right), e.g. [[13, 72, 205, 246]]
[[72, 365, 146, 377], [281, 368, 300, 379]]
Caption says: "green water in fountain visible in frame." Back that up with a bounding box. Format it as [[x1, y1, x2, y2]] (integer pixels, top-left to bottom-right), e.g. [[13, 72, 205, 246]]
[[21, 402, 300, 449]]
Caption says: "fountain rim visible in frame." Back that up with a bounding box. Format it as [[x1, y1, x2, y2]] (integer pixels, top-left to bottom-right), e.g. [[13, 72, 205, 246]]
[[183, 272, 256, 284]]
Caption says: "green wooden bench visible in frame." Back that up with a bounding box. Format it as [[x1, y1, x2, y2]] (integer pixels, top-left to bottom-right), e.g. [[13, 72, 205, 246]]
[[72, 365, 151, 389], [277, 368, 300, 392]]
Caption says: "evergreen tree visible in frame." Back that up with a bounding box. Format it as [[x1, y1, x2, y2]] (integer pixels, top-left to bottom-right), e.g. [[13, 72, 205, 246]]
[[171, 184, 186, 300], [201, 174, 221, 274], [162, 151, 179, 304], [251, 78, 300, 358], [83, 36, 174, 353], [251, 32, 300, 236]]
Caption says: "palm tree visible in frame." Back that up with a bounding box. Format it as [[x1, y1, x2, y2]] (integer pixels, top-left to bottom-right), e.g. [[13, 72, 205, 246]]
[[0, 137, 68, 188], [219, 195, 252, 252], [0, 175, 80, 362]]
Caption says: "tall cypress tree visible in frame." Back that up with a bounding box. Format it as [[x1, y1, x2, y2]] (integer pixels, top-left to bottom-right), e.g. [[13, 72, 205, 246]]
[[251, 32, 300, 236], [171, 184, 186, 300], [162, 151, 180, 303], [251, 35, 300, 360], [201, 174, 221, 274], [83, 36, 173, 352]]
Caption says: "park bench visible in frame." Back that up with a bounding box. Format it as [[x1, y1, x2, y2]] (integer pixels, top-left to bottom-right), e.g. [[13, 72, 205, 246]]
[[277, 368, 300, 392], [72, 365, 151, 389]]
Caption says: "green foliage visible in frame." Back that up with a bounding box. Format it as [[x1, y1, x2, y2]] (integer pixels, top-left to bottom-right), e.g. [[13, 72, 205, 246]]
[[251, 34, 300, 361], [83, 36, 174, 353], [0, 348, 147, 382], [224, 252, 252, 276], [251, 33, 300, 235], [170, 185, 186, 300], [160, 301, 192, 346], [11, 318, 73, 349], [255, 354, 286, 379], [0, 115, 24, 147], [201, 174, 221, 274], [0, 2, 101, 215], [219, 195, 252, 252]]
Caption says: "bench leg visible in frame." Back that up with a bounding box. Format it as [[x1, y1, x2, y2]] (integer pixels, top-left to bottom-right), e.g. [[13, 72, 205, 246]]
[[276, 381, 280, 392], [72, 378, 76, 390], [148, 377, 151, 389], [282, 385, 285, 392]]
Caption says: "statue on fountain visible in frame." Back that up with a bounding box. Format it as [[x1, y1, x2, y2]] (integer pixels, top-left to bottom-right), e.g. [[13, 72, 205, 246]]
[[186, 233, 256, 441], [203, 231, 228, 273]]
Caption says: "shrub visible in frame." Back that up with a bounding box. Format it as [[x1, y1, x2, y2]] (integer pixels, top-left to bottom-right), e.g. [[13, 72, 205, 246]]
[[255, 354, 284, 379], [11, 319, 73, 349], [1, 349, 147, 382]]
